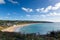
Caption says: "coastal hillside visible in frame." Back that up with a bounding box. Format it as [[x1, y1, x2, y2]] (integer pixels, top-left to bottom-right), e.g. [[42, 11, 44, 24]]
[[0, 20, 53, 30]]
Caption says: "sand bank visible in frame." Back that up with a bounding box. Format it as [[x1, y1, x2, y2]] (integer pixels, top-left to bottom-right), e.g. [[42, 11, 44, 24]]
[[1, 24, 31, 32]]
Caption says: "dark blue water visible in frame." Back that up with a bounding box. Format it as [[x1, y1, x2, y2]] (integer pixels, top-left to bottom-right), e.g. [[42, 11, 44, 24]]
[[15, 23, 60, 34]]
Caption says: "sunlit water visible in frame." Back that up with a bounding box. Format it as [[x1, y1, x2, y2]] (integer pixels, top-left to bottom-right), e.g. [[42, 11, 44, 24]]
[[15, 23, 60, 35]]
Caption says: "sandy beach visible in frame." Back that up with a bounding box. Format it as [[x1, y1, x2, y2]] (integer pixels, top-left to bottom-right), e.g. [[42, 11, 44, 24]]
[[1, 24, 31, 32]]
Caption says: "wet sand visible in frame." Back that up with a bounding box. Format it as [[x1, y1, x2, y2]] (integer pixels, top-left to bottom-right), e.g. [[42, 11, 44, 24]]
[[1, 24, 31, 32]]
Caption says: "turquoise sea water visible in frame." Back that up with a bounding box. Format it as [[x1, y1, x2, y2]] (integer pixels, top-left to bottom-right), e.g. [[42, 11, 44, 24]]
[[15, 23, 60, 34]]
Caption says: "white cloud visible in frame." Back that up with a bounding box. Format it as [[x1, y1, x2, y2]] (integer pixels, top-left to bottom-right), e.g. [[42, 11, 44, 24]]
[[44, 6, 52, 12], [36, 12, 60, 18], [49, 12, 57, 16], [39, 15, 46, 17], [22, 2, 60, 13], [52, 3, 60, 10], [50, 12, 60, 16], [36, 8, 45, 12], [36, 2, 60, 13], [0, 0, 5, 4], [44, 12, 60, 16], [26, 14, 31, 17], [22, 7, 33, 12], [9, 0, 18, 4], [36, 6, 52, 13], [5, 16, 9, 19]]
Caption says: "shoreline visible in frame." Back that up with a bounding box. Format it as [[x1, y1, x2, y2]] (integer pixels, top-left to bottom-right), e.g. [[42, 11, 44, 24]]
[[1, 24, 32, 32]]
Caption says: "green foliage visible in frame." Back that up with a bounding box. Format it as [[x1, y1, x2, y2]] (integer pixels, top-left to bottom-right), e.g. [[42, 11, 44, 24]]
[[0, 31, 60, 40]]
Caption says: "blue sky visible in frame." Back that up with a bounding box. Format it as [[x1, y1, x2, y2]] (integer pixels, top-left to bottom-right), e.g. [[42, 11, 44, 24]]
[[0, 0, 60, 22]]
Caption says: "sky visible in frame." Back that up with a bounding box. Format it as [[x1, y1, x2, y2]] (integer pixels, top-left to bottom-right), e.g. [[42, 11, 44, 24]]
[[0, 0, 60, 22]]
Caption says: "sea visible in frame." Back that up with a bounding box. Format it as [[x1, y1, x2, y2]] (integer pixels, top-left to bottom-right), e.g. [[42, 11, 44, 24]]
[[15, 23, 60, 35]]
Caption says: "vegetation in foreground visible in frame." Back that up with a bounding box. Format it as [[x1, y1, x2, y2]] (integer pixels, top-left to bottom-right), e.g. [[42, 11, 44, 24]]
[[0, 31, 60, 40]]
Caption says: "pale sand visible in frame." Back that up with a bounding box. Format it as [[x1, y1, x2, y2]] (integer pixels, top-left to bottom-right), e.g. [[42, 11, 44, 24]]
[[1, 24, 31, 32]]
